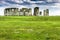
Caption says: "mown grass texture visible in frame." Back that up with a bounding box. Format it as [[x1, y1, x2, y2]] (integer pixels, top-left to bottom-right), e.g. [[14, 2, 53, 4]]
[[0, 16, 60, 40]]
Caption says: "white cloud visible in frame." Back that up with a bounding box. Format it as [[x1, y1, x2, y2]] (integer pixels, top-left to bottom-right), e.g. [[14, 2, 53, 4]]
[[46, 0, 60, 2], [46, 0, 53, 2], [54, 3, 60, 6], [29, 1, 46, 3], [11, 0, 23, 3], [51, 3, 60, 8], [50, 10, 60, 16], [53, 0, 60, 2]]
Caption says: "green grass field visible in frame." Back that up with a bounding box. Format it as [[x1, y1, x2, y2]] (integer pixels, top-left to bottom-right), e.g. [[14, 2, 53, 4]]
[[0, 16, 60, 40]]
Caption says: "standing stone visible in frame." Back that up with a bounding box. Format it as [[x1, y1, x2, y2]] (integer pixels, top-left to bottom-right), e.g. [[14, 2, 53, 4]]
[[46, 9, 49, 16], [34, 7, 39, 16], [4, 8, 19, 16], [40, 11, 42, 16], [43, 9, 49, 16]]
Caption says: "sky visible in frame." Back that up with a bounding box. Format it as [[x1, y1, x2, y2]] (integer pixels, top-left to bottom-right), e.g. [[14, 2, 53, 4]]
[[0, 0, 60, 16]]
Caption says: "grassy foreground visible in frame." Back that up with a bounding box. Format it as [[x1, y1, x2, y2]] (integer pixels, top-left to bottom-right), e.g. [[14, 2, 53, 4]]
[[0, 16, 60, 40]]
